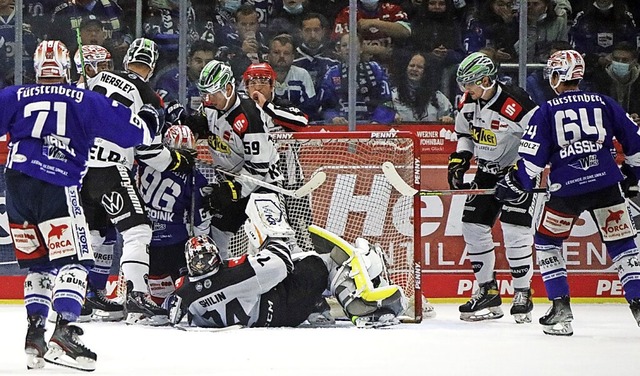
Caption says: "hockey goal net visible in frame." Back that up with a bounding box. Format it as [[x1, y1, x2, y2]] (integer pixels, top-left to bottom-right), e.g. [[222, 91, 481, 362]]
[[196, 130, 423, 322]]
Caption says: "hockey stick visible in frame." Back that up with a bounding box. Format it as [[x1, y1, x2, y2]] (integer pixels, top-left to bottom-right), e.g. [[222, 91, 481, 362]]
[[174, 324, 243, 332], [196, 159, 326, 198], [381, 161, 547, 196]]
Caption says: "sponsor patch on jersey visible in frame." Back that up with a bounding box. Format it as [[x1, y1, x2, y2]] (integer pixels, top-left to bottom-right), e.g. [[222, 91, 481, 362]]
[[594, 203, 635, 242], [518, 140, 540, 156], [569, 155, 600, 171], [232, 114, 249, 135], [101, 192, 124, 216], [539, 208, 575, 237], [500, 97, 523, 121], [9, 225, 42, 255], [470, 126, 497, 146], [40, 218, 76, 260], [227, 254, 247, 267]]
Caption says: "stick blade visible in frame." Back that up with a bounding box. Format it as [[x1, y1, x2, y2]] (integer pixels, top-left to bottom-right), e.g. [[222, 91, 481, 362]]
[[293, 171, 327, 198], [382, 162, 418, 196]]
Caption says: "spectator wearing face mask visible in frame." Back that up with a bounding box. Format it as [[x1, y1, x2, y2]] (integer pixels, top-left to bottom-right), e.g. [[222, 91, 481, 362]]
[[266, 0, 309, 43], [592, 41, 640, 115]]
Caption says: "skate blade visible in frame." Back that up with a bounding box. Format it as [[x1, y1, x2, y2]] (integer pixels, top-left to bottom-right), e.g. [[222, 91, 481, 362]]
[[44, 343, 96, 372], [92, 310, 125, 322], [126, 313, 170, 326], [25, 348, 45, 370], [541, 321, 574, 336], [512, 312, 532, 324], [460, 306, 504, 322], [353, 313, 400, 328]]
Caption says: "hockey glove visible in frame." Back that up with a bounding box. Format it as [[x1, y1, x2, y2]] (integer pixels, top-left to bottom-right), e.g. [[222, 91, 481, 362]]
[[495, 168, 528, 204], [185, 113, 209, 139], [448, 151, 473, 189], [203, 180, 242, 215], [165, 100, 187, 126], [168, 148, 197, 174], [620, 162, 639, 198], [138, 104, 162, 136]]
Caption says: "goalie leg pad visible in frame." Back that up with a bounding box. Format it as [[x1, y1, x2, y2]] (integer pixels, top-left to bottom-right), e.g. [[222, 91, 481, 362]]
[[24, 268, 57, 318], [120, 224, 151, 293], [52, 264, 88, 322]]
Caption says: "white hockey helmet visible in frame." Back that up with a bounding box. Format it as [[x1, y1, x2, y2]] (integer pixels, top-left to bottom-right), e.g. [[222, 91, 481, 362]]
[[34, 40, 71, 82], [124, 37, 159, 80], [544, 49, 585, 93], [74, 45, 113, 76], [163, 124, 196, 149], [184, 235, 222, 276]]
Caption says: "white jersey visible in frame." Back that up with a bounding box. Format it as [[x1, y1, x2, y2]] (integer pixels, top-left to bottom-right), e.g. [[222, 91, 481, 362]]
[[87, 70, 172, 171], [202, 92, 282, 198], [455, 83, 537, 173]]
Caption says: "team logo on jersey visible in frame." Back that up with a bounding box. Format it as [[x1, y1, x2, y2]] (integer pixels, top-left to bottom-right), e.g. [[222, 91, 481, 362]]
[[500, 98, 523, 121], [101, 192, 124, 215], [463, 111, 474, 122], [569, 155, 599, 171], [232, 114, 249, 134], [470, 126, 497, 146]]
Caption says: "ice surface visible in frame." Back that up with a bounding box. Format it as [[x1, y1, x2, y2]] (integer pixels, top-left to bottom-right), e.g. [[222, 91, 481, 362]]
[[0, 302, 637, 375]]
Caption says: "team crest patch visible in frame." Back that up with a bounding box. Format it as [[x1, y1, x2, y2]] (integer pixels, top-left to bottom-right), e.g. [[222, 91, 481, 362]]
[[500, 97, 523, 121], [233, 114, 249, 134]]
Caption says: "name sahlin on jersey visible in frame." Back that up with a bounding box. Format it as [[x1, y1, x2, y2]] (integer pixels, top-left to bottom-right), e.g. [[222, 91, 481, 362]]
[[470, 126, 497, 146], [208, 134, 231, 154], [198, 291, 227, 308], [559, 140, 603, 159]]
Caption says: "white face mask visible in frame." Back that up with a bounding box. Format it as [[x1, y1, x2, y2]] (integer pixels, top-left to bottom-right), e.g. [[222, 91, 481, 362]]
[[284, 3, 304, 15], [360, 0, 379, 10], [611, 61, 631, 77], [223, 0, 241, 13]]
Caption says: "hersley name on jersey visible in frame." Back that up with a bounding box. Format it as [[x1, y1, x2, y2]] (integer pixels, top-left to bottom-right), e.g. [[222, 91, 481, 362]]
[[99, 73, 136, 94]]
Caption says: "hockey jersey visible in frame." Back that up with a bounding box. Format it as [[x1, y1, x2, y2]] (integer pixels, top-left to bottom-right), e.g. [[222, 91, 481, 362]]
[[88, 70, 172, 171], [173, 239, 294, 328], [455, 83, 537, 173], [0, 84, 153, 187], [137, 165, 210, 246], [514, 91, 640, 197], [201, 93, 282, 198]]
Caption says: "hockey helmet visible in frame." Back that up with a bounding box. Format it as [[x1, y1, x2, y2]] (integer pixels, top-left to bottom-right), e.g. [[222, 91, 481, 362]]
[[74, 45, 113, 76], [163, 124, 196, 149], [34, 40, 71, 82], [124, 38, 159, 79], [197, 60, 235, 95], [185, 235, 222, 276], [243, 62, 276, 85], [456, 52, 497, 90], [544, 50, 585, 83]]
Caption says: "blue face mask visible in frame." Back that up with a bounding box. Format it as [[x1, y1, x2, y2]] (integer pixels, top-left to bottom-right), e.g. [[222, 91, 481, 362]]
[[360, 0, 379, 11], [284, 3, 304, 15], [223, 0, 241, 13], [611, 61, 631, 77]]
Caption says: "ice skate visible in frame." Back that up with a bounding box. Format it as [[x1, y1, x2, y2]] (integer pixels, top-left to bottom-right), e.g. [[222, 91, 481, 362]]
[[83, 286, 124, 322], [459, 280, 504, 321], [351, 309, 400, 328], [44, 317, 97, 372], [125, 281, 170, 326], [630, 298, 640, 327], [510, 288, 533, 324], [25, 315, 47, 370], [307, 297, 335, 326], [423, 296, 437, 319], [539, 296, 573, 336]]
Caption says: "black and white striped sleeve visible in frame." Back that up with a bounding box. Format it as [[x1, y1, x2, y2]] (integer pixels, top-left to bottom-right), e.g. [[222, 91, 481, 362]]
[[262, 101, 309, 132]]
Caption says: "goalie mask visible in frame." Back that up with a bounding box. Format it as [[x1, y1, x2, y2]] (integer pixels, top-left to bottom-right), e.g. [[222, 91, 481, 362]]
[[163, 124, 196, 149], [74, 45, 113, 77], [185, 235, 222, 276], [34, 40, 71, 82], [544, 49, 585, 94]]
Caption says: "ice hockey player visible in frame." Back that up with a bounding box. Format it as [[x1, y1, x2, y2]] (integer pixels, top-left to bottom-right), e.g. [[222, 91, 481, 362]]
[[166, 193, 407, 329], [451, 52, 538, 323], [137, 123, 211, 305], [0, 40, 159, 372], [185, 60, 284, 259], [81, 38, 196, 325], [495, 50, 640, 335]]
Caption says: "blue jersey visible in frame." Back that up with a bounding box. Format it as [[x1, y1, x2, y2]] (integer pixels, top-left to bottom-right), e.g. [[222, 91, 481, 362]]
[[515, 91, 640, 196], [154, 67, 201, 114], [0, 84, 153, 187], [137, 164, 209, 246]]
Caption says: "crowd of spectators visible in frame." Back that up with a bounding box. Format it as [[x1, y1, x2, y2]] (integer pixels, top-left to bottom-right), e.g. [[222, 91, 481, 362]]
[[2, 0, 640, 124]]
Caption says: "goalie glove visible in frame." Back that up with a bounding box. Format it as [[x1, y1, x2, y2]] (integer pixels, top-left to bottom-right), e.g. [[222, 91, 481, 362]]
[[202, 180, 242, 215], [138, 104, 163, 136], [448, 151, 473, 189], [621, 162, 639, 198], [167, 148, 197, 174], [495, 167, 528, 204], [244, 193, 296, 250]]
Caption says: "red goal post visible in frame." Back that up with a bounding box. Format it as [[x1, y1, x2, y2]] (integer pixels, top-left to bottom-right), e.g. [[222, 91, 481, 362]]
[[195, 130, 423, 322]]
